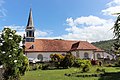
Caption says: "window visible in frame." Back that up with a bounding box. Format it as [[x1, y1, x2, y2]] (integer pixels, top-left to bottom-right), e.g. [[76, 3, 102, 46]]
[[27, 32, 29, 37], [97, 53, 101, 59], [37, 54, 43, 61], [29, 31, 32, 37], [84, 52, 89, 59], [29, 45, 34, 49], [76, 51, 79, 58]]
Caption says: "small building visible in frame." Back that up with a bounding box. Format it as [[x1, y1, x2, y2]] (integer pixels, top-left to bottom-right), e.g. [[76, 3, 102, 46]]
[[25, 9, 113, 61]]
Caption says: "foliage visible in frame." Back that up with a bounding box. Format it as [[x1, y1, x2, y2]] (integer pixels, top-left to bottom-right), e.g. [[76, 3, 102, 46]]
[[114, 57, 120, 67], [96, 68, 105, 73], [29, 64, 42, 71], [82, 65, 90, 72], [60, 52, 75, 68], [0, 28, 29, 80], [74, 59, 91, 68], [42, 64, 49, 70], [50, 53, 75, 68], [50, 54, 65, 62], [50, 53, 65, 68], [92, 39, 115, 53], [112, 15, 120, 55]]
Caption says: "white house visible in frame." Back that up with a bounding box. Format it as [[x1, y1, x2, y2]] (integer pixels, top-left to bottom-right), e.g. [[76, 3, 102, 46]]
[[24, 9, 113, 61]]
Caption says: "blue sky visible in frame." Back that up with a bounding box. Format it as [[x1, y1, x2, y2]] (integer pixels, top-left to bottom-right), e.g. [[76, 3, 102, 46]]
[[0, 0, 119, 42]]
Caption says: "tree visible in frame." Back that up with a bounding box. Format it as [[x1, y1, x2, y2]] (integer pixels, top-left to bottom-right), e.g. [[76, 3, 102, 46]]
[[112, 15, 120, 55], [0, 28, 29, 80], [60, 52, 75, 68]]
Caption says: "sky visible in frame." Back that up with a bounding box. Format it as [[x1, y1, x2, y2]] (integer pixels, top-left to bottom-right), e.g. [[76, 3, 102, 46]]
[[0, 0, 119, 42]]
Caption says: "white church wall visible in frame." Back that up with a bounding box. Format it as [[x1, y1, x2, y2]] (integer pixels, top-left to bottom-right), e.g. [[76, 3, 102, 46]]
[[26, 52, 66, 61], [71, 50, 94, 59], [94, 52, 104, 60], [103, 52, 113, 60], [94, 52, 113, 60]]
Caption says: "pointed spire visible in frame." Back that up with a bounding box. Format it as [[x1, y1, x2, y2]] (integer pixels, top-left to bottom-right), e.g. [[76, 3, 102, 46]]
[[27, 8, 34, 27]]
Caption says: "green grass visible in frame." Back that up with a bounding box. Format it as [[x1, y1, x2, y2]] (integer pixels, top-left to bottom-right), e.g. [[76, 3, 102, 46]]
[[21, 67, 120, 80]]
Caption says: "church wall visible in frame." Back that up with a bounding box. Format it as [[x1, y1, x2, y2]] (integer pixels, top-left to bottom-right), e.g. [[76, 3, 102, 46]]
[[94, 52, 104, 60], [94, 52, 113, 60], [103, 52, 113, 60], [26, 52, 66, 61], [26, 51, 113, 62], [71, 50, 94, 59]]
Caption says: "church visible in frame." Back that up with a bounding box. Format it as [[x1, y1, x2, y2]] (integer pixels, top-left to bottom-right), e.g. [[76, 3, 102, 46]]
[[24, 9, 112, 62]]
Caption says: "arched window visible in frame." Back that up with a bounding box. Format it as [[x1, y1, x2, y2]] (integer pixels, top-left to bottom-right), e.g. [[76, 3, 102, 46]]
[[97, 53, 101, 59], [84, 52, 89, 59], [76, 51, 79, 58], [37, 54, 43, 61]]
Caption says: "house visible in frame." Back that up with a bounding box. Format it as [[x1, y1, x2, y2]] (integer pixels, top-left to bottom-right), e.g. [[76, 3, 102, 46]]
[[24, 9, 113, 61]]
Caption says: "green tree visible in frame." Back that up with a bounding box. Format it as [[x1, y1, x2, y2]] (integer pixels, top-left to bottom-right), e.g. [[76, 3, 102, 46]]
[[0, 28, 29, 80], [113, 15, 120, 55], [60, 52, 75, 68]]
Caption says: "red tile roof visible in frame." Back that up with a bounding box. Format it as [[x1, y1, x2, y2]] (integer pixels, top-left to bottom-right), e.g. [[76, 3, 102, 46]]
[[25, 39, 104, 52]]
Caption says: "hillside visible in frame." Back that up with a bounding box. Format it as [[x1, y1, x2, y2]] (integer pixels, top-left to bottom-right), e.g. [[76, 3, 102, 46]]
[[91, 39, 116, 52]]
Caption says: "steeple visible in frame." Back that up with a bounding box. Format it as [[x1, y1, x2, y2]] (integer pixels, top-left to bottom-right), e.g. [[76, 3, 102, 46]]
[[25, 8, 35, 42], [27, 8, 34, 28]]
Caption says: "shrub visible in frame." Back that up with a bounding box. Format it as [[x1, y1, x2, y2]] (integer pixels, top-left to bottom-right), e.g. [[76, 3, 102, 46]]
[[42, 64, 49, 70], [50, 54, 64, 62], [96, 68, 105, 73], [60, 52, 75, 68], [74, 59, 91, 68], [82, 65, 90, 72], [106, 63, 113, 67], [29, 64, 42, 71], [38, 64, 42, 69], [96, 68, 101, 72]]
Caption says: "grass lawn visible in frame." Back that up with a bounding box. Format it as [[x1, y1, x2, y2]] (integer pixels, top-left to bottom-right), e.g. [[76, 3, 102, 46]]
[[21, 67, 120, 80]]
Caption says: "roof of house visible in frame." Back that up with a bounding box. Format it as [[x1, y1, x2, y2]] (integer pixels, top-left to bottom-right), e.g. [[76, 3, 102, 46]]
[[25, 39, 104, 52]]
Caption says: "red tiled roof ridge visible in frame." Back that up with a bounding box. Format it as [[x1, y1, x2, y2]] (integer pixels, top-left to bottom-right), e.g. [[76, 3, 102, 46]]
[[35, 38, 86, 42], [25, 39, 104, 52]]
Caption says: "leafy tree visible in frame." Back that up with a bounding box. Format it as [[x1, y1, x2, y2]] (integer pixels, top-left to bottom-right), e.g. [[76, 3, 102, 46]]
[[50, 54, 64, 62], [60, 52, 75, 68], [0, 28, 29, 80], [113, 15, 120, 55]]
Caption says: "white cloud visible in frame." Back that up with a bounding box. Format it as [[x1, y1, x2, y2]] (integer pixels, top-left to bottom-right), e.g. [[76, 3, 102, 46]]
[[62, 16, 114, 42], [102, 6, 120, 16], [4, 25, 50, 38], [102, 0, 120, 16], [107, 0, 120, 7], [0, 0, 6, 17], [35, 30, 48, 37], [61, 0, 120, 42], [74, 16, 107, 26]]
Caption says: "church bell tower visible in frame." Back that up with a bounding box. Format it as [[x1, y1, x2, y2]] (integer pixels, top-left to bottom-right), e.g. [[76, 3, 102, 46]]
[[25, 8, 35, 42]]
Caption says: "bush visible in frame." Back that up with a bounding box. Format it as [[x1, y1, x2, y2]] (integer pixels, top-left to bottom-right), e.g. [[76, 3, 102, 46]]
[[74, 59, 91, 68], [114, 59, 120, 67], [106, 63, 113, 67], [29, 64, 42, 71], [60, 52, 75, 68], [96, 68, 105, 73], [42, 64, 49, 70], [82, 65, 90, 72]]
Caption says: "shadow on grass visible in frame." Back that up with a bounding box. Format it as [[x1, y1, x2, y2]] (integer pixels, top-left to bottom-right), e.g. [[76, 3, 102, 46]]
[[99, 72, 120, 80]]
